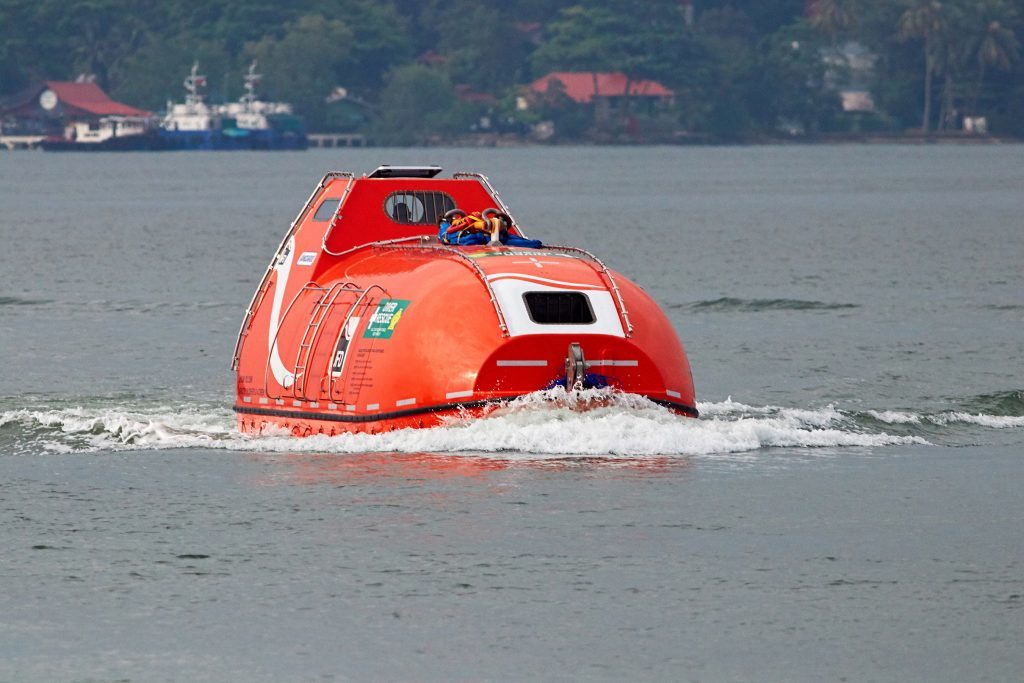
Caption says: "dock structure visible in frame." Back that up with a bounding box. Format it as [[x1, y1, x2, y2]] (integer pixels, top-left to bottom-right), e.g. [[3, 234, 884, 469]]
[[308, 133, 367, 148], [0, 135, 45, 150]]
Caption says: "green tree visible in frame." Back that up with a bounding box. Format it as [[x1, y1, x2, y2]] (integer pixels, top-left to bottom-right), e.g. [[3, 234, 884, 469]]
[[811, 0, 864, 39], [190, 2, 299, 55], [326, 0, 414, 94], [47, 0, 155, 91], [424, 1, 530, 93], [112, 38, 234, 110], [536, 0, 694, 86], [370, 63, 470, 145], [968, 2, 1020, 114], [0, 1, 38, 94], [701, 0, 806, 36], [694, 7, 760, 138], [899, 0, 948, 132], [761, 20, 842, 135], [246, 14, 353, 130]]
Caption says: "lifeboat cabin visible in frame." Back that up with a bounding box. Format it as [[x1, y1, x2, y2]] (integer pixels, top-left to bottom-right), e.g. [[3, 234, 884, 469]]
[[232, 166, 697, 436]]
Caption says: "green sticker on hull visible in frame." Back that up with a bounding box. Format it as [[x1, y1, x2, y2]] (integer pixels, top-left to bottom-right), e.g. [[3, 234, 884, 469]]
[[364, 299, 411, 339]]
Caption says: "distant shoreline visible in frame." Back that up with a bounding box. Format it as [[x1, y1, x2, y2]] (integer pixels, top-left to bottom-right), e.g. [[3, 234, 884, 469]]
[[775, 133, 1024, 146], [5, 132, 1021, 152], [348, 132, 1024, 148]]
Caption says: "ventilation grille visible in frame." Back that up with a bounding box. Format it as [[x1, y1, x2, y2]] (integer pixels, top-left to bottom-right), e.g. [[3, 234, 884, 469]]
[[523, 292, 595, 324]]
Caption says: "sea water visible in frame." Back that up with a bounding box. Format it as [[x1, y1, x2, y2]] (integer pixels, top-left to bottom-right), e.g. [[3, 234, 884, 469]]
[[1, 146, 1022, 681]]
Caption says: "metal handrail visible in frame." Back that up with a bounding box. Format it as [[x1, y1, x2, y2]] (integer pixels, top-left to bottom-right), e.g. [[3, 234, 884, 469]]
[[321, 235, 436, 260], [263, 282, 326, 399], [545, 245, 635, 337], [231, 171, 354, 370], [320, 174, 359, 256], [327, 284, 389, 401], [452, 171, 529, 239], [373, 243, 510, 337], [304, 237, 510, 337], [292, 282, 361, 399]]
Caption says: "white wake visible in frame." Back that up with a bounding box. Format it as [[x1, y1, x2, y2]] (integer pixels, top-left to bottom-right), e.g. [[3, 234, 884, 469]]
[[0, 390, 936, 458]]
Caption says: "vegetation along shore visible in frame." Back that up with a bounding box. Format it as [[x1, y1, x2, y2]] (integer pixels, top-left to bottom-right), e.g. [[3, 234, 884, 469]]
[[2, 0, 1022, 145]]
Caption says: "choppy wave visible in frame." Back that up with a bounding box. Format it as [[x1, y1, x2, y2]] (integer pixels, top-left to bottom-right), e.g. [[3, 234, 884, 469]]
[[672, 297, 859, 312], [866, 410, 1024, 429], [0, 298, 233, 314], [0, 295, 53, 307], [864, 390, 1024, 429], [981, 303, 1024, 311], [961, 389, 1024, 417], [0, 390, 938, 460]]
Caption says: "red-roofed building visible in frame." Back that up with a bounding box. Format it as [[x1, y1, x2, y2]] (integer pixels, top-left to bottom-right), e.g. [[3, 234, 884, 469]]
[[530, 72, 674, 105], [0, 80, 150, 138], [42, 81, 150, 117], [527, 71, 675, 124]]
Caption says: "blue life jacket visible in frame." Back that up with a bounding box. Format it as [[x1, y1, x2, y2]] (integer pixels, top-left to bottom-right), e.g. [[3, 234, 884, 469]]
[[438, 220, 543, 248]]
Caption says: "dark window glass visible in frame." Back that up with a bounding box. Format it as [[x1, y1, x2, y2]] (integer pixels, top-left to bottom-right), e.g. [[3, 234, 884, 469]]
[[313, 198, 341, 222], [384, 191, 456, 225], [523, 292, 595, 324]]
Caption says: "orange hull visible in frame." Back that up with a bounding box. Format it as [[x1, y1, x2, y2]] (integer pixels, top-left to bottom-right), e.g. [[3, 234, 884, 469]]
[[232, 166, 696, 435]]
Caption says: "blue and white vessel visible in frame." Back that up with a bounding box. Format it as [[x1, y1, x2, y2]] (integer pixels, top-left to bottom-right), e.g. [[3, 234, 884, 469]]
[[159, 62, 307, 150]]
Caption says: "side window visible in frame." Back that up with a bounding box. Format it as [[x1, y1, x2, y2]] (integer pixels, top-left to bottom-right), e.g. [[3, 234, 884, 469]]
[[313, 198, 341, 222], [384, 191, 456, 225]]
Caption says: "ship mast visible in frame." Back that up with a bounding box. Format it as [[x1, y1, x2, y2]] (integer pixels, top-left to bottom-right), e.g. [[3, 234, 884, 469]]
[[184, 62, 207, 108], [241, 60, 261, 111]]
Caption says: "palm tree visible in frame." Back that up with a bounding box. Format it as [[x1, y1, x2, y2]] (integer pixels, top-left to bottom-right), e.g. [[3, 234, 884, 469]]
[[811, 0, 863, 89], [900, 1, 947, 133], [811, 0, 862, 39], [971, 16, 1020, 115], [933, 4, 969, 131]]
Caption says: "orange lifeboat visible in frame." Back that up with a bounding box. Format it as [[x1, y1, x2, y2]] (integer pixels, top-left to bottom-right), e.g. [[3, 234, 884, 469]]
[[232, 166, 697, 436]]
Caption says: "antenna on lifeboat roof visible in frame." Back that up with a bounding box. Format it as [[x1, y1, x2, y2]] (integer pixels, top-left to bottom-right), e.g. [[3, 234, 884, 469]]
[[368, 165, 443, 179]]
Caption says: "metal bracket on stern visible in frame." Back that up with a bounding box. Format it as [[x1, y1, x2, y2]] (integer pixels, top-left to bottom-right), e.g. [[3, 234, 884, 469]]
[[565, 342, 586, 391]]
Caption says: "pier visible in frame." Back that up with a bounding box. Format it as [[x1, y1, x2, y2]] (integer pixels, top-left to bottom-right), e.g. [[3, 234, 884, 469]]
[[0, 135, 44, 150], [308, 133, 367, 148]]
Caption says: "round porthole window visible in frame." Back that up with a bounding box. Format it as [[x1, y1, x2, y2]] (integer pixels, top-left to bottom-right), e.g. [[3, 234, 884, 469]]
[[385, 193, 425, 223], [383, 191, 456, 225]]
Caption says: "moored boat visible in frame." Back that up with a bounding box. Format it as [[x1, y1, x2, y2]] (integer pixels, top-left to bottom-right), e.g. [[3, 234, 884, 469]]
[[40, 115, 160, 151], [159, 62, 306, 150], [232, 166, 696, 436], [157, 63, 226, 150], [217, 61, 307, 150]]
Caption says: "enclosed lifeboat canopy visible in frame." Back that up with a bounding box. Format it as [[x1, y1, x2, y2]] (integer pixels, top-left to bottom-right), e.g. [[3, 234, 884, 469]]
[[232, 166, 696, 436]]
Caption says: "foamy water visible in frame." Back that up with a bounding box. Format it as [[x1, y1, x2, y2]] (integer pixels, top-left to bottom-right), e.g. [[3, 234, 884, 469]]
[[2, 389, 981, 460], [866, 409, 1024, 428]]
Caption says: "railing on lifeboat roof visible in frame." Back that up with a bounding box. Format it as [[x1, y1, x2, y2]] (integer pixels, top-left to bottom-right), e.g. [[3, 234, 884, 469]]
[[543, 245, 634, 337], [372, 240, 511, 337], [320, 173, 359, 256], [452, 171, 529, 238], [230, 171, 354, 370]]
